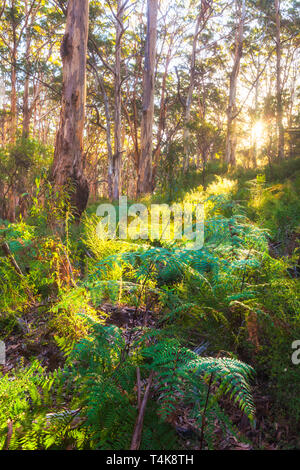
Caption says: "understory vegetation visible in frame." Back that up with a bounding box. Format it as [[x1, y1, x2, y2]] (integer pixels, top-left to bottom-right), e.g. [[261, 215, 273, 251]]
[[0, 0, 299, 454], [1, 157, 300, 450]]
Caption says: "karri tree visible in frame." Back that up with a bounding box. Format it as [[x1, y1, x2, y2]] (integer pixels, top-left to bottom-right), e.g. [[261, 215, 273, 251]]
[[52, 0, 90, 217], [138, 0, 158, 195], [225, 0, 246, 166], [275, 0, 284, 159]]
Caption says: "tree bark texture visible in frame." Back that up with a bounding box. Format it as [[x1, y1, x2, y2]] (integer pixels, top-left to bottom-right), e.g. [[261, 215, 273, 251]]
[[225, 0, 245, 166], [138, 0, 158, 195], [52, 0, 90, 217], [275, 0, 284, 159], [111, 0, 124, 201]]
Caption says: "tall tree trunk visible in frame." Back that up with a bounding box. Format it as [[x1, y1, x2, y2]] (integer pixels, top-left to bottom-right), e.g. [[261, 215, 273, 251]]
[[123, 47, 143, 193], [252, 63, 260, 168], [152, 46, 171, 187], [22, 0, 31, 139], [8, 2, 18, 220], [89, 52, 113, 200], [183, 13, 202, 173], [287, 62, 296, 157], [183, 0, 212, 173], [275, 0, 284, 159], [52, 0, 90, 217], [112, 0, 123, 201], [10, 20, 17, 142], [22, 75, 30, 138], [138, 0, 158, 195], [225, 0, 246, 166]]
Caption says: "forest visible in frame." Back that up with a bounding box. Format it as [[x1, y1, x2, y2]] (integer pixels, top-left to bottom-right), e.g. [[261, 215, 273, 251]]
[[0, 0, 300, 452]]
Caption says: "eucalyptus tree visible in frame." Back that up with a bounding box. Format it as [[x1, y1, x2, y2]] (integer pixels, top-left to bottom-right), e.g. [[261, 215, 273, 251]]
[[225, 0, 246, 166], [0, 0, 27, 141], [275, 0, 284, 158], [52, 0, 90, 217], [138, 0, 158, 195], [183, 0, 213, 173]]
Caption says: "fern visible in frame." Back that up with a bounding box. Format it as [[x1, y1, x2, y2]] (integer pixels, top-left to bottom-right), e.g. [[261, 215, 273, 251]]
[[53, 318, 255, 449]]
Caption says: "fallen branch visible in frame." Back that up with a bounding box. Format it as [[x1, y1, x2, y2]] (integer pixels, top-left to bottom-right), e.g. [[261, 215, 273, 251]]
[[136, 367, 142, 411], [130, 371, 154, 450], [1, 241, 35, 301], [1, 242, 24, 277], [199, 373, 214, 450], [4, 420, 13, 450]]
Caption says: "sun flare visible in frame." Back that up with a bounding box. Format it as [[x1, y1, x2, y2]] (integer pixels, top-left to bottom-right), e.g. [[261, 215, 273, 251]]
[[251, 121, 264, 147]]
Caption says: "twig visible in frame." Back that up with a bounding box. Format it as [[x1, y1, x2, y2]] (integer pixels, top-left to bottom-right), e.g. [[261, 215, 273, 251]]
[[1, 241, 35, 301], [60, 243, 77, 287], [4, 420, 13, 450], [199, 373, 214, 450], [136, 367, 142, 410], [130, 371, 154, 450], [1, 242, 24, 277], [0, 0, 6, 20]]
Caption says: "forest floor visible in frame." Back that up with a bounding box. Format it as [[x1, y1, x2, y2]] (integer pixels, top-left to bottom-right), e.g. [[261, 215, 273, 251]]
[[2, 299, 299, 450], [1, 158, 300, 450]]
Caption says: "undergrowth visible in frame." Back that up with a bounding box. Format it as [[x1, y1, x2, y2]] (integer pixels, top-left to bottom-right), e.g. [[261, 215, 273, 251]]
[[1, 157, 300, 449]]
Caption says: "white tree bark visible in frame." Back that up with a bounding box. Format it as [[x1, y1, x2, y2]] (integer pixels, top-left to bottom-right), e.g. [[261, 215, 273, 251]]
[[52, 0, 90, 217], [138, 0, 158, 195], [275, 0, 284, 159], [225, 0, 246, 166]]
